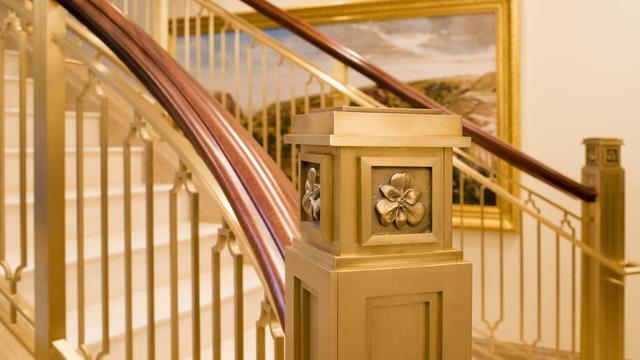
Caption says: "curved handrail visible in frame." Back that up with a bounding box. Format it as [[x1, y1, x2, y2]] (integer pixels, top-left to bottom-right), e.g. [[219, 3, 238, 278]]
[[56, 0, 294, 322], [239, 0, 597, 203]]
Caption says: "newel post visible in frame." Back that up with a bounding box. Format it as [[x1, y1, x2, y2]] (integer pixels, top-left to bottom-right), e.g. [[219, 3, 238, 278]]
[[581, 138, 625, 360], [34, 1, 67, 358], [284, 107, 472, 359]]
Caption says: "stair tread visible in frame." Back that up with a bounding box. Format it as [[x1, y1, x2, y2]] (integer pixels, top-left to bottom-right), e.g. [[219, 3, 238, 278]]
[[4, 183, 174, 205], [66, 255, 263, 346], [14, 222, 221, 272]]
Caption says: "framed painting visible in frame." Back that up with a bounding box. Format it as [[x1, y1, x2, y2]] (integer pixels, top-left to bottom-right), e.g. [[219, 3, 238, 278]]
[[240, 0, 521, 229]]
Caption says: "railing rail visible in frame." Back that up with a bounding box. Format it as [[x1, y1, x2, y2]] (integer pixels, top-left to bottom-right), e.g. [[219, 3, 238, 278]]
[[238, 0, 597, 203]]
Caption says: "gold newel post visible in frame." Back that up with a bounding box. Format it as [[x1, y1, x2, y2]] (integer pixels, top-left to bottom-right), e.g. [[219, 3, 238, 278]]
[[581, 138, 625, 360], [284, 107, 472, 360]]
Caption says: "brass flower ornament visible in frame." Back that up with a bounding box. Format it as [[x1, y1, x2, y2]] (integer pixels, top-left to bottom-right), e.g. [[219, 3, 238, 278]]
[[302, 167, 321, 221], [375, 172, 425, 229]]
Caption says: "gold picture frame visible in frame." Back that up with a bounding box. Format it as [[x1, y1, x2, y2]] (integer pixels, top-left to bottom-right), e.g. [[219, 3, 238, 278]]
[[240, 0, 521, 230]]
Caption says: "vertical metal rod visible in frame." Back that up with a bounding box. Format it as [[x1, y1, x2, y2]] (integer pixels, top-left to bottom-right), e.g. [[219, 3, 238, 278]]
[[195, 7, 202, 80], [208, 13, 215, 92], [169, 170, 180, 360], [143, 125, 156, 359], [319, 82, 326, 108], [13, 28, 29, 324], [229, 238, 244, 360], [246, 42, 254, 134], [289, 62, 297, 184], [479, 185, 487, 331], [233, 29, 240, 120], [555, 233, 561, 355], [144, 0, 150, 33], [260, 45, 267, 150], [184, 0, 190, 73], [123, 118, 137, 360], [0, 32, 5, 276], [212, 225, 227, 360], [189, 181, 201, 360], [75, 86, 86, 346], [220, 23, 228, 108], [96, 87, 110, 359], [170, 1, 177, 57], [275, 58, 283, 166], [303, 75, 312, 114], [459, 173, 465, 249]]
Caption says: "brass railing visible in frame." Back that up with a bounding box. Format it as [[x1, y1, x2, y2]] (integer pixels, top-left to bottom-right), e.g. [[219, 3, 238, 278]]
[[0, 0, 285, 358]]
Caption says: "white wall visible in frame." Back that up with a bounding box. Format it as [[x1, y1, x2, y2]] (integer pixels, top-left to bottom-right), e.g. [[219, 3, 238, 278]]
[[521, 1, 640, 357]]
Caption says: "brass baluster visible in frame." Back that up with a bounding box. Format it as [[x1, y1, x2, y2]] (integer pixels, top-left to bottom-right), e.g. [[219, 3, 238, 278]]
[[195, 5, 203, 81], [228, 234, 244, 360], [246, 40, 256, 134], [275, 56, 284, 166], [289, 61, 297, 184], [208, 12, 215, 92], [95, 82, 111, 359], [123, 113, 140, 360], [184, 0, 190, 73], [220, 22, 228, 109], [144, 0, 150, 33], [75, 73, 93, 352], [211, 222, 229, 360], [233, 28, 240, 120], [0, 20, 6, 280], [12, 24, 28, 325], [260, 44, 267, 150], [303, 74, 313, 114]]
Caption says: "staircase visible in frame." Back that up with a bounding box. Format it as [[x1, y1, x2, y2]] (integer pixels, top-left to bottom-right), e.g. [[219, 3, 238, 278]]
[[0, 45, 269, 358], [0, 0, 637, 359]]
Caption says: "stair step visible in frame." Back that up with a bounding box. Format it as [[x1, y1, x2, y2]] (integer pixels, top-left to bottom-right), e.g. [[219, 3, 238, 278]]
[[2, 109, 102, 148], [16, 222, 223, 308], [2, 146, 145, 192], [70, 261, 264, 359], [1, 183, 191, 249]]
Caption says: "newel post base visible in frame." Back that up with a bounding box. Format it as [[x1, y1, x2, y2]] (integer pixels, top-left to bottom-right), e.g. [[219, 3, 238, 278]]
[[581, 138, 625, 360], [284, 107, 472, 359]]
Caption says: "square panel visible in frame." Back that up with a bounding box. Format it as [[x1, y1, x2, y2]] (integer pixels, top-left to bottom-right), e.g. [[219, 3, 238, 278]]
[[360, 156, 443, 246], [299, 153, 333, 245]]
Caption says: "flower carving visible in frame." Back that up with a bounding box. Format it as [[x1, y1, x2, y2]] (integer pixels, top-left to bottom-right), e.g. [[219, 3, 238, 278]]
[[375, 172, 425, 229], [302, 167, 321, 221]]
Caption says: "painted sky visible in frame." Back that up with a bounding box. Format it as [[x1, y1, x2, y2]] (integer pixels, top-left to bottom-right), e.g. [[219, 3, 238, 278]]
[[267, 13, 496, 85]]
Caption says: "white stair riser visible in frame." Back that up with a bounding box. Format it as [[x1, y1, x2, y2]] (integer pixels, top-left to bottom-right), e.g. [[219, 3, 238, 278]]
[[4, 77, 34, 111], [3, 110, 101, 148], [1, 186, 191, 252], [2, 148, 145, 192], [17, 230, 225, 308], [3, 51, 19, 78], [86, 285, 264, 359]]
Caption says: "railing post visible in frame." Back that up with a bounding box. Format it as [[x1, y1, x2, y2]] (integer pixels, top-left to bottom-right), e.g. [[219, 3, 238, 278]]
[[33, 1, 67, 358], [581, 138, 625, 360], [152, 0, 169, 50], [284, 108, 472, 359]]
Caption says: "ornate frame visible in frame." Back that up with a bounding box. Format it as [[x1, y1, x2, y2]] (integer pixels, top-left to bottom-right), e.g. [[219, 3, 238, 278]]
[[240, 0, 521, 230]]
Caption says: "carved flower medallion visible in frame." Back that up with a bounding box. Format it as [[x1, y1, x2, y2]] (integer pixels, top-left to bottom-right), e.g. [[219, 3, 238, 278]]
[[302, 167, 321, 221], [375, 172, 425, 229]]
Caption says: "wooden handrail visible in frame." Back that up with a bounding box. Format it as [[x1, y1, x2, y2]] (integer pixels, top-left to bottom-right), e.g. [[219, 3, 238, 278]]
[[240, 0, 597, 202], [56, 0, 295, 322]]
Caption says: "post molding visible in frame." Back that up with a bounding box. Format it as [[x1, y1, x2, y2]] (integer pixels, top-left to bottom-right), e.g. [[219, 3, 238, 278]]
[[285, 107, 472, 359], [581, 138, 625, 360]]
